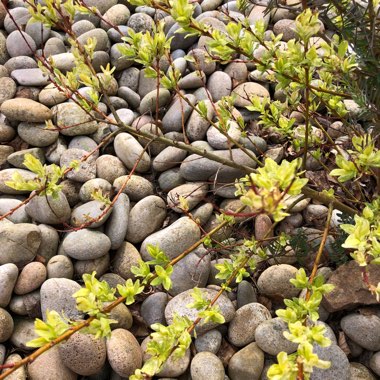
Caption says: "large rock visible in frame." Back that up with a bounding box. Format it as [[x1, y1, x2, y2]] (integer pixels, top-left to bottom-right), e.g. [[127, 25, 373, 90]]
[[165, 288, 235, 334], [0, 223, 41, 267], [323, 260, 380, 312], [140, 217, 201, 261]]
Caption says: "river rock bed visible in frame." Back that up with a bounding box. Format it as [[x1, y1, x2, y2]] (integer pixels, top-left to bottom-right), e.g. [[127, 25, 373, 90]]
[[0, 0, 379, 379]]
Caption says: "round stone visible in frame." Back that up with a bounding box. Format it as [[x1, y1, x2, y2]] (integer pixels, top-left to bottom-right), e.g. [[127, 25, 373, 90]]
[[40, 278, 83, 321], [228, 343, 264, 380], [106, 329, 143, 378], [59, 332, 107, 376], [47, 255, 74, 279], [228, 303, 271, 347], [70, 200, 112, 228], [126, 195, 167, 243], [28, 345, 77, 380], [1, 98, 52, 122], [232, 82, 269, 107], [0, 307, 14, 343], [257, 264, 300, 299], [112, 241, 142, 280], [191, 352, 225, 380], [194, 329, 222, 354], [255, 317, 298, 355], [140, 217, 201, 261], [18, 122, 59, 147], [96, 155, 127, 183], [6, 30, 36, 57], [113, 174, 154, 201], [114, 132, 151, 173], [141, 292, 168, 327], [165, 288, 235, 334], [14, 262, 46, 295], [341, 313, 380, 351], [62, 229, 111, 260], [0, 223, 41, 267]]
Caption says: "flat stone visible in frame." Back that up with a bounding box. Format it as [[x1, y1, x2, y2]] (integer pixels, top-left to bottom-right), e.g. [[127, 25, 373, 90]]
[[11, 68, 49, 86], [1, 98, 52, 122], [180, 149, 257, 182], [323, 260, 380, 312]]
